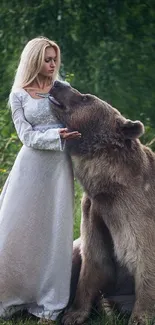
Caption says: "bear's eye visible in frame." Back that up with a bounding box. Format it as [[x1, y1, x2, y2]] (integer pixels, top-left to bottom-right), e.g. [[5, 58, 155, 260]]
[[82, 95, 89, 102]]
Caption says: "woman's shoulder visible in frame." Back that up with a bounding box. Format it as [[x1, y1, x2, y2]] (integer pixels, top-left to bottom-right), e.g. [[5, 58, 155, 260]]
[[9, 88, 28, 102], [10, 88, 26, 96]]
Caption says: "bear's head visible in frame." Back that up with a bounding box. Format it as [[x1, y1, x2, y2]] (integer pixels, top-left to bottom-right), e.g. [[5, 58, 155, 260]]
[[49, 81, 144, 155]]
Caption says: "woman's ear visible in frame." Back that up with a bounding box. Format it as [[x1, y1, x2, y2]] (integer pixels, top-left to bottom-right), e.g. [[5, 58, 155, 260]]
[[119, 119, 145, 139]]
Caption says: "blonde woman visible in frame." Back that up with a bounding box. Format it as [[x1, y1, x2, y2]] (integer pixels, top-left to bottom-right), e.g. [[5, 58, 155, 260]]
[[0, 37, 81, 324]]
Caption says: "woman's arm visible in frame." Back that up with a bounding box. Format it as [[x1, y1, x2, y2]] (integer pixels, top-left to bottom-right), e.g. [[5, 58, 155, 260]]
[[9, 91, 65, 151]]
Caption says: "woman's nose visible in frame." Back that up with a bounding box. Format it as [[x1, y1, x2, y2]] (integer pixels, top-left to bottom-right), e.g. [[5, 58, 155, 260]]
[[50, 59, 56, 67]]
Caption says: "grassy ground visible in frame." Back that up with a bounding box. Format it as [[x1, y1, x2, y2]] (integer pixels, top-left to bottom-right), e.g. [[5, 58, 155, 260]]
[[0, 309, 130, 325], [0, 180, 132, 325]]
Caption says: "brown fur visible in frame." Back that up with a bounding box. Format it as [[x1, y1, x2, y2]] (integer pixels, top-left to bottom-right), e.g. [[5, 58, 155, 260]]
[[50, 81, 155, 325]]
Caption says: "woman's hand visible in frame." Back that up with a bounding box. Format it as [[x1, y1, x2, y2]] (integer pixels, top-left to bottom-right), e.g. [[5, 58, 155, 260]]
[[59, 128, 81, 140]]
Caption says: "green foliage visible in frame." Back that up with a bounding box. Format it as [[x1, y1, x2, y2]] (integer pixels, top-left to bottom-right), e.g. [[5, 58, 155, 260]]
[[0, 109, 21, 191], [74, 179, 83, 239]]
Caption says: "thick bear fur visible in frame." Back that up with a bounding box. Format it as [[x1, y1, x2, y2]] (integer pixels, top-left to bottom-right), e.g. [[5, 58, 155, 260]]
[[50, 81, 155, 325]]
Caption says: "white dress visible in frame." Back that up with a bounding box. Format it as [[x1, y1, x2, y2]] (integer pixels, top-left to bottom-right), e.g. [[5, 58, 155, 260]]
[[0, 88, 74, 320]]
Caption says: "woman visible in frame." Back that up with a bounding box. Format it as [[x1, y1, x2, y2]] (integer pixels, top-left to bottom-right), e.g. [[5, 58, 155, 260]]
[[0, 36, 81, 324]]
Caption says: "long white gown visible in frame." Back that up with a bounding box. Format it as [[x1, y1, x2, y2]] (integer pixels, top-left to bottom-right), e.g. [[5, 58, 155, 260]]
[[0, 88, 74, 320]]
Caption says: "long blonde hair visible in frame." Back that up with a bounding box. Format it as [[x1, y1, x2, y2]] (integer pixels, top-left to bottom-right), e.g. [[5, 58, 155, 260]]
[[11, 36, 61, 91]]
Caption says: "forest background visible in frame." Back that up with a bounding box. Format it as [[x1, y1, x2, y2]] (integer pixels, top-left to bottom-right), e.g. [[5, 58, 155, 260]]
[[0, 0, 155, 239], [0, 1, 155, 324]]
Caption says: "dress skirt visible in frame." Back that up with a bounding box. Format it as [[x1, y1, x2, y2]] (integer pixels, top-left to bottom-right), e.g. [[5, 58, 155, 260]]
[[0, 145, 74, 320]]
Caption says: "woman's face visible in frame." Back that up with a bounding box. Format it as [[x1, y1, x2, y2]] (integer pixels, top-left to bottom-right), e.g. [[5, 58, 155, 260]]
[[39, 46, 57, 78]]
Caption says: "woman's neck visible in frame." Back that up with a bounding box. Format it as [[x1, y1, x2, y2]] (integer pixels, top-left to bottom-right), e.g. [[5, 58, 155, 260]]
[[28, 76, 53, 90], [24, 76, 53, 98]]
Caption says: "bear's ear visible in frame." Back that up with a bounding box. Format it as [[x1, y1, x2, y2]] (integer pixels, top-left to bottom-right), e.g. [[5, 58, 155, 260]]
[[120, 119, 145, 139]]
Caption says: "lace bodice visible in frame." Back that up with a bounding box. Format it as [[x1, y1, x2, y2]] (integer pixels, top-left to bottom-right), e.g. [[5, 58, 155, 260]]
[[20, 89, 60, 126], [9, 88, 65, 151]]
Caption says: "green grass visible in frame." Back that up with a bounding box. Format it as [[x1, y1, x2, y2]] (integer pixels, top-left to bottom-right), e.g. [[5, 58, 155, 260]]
[[1, 310, 155, 325], [0, 309, 130, 325]]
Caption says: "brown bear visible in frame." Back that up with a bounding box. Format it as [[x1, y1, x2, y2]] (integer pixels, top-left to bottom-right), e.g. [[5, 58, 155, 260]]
[[49, 81, 155, 325]]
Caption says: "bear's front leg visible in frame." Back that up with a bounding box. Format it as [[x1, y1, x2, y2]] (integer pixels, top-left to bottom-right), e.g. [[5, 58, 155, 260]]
[[62, 194, 115, 325], [129, 265, 155, 325]]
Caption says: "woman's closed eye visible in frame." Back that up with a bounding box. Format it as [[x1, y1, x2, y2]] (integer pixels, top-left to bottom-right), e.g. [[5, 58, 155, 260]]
[[45, 57, 57, 63]]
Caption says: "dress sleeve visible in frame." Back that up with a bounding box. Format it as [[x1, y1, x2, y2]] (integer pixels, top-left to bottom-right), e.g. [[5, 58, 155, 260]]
[[9, 91, 65, 151]]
